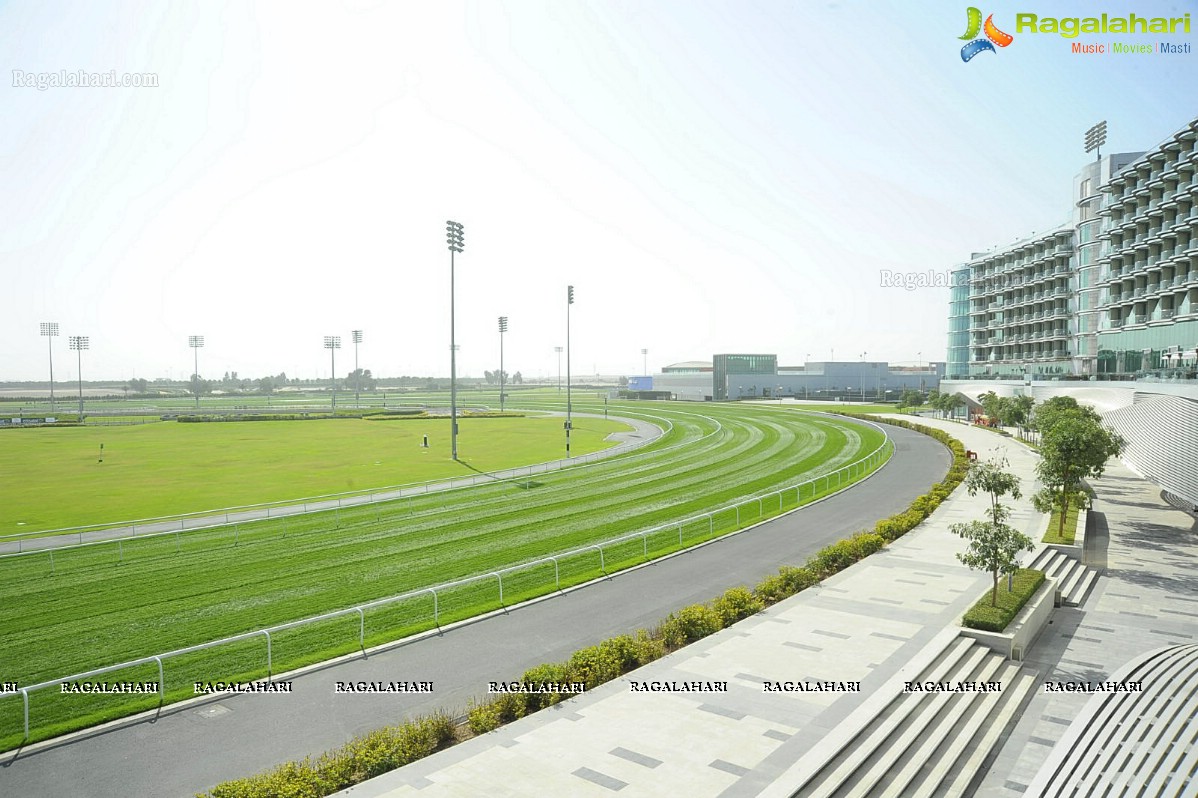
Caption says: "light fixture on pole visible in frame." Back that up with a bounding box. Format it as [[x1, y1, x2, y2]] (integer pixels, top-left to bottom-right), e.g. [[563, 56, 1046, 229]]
[[554, 347, 563, 393], [1084, 120, 1107, 162], [324, 336, 341, 410], [69, 335, 88, 419], [446, 220, 465, 460], [497, 316, 508, 412], [188, 335, 205, 410], [40, 322, 59, 413], [352, 330, 363, 408], [566, 285, 574, 457]]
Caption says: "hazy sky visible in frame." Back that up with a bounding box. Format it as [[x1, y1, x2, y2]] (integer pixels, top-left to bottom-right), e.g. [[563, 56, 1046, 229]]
[[3, 0, 1196, 382]]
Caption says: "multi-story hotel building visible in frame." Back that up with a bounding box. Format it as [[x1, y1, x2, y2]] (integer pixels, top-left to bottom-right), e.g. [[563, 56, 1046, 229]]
[[943, 116, 1198, 509]]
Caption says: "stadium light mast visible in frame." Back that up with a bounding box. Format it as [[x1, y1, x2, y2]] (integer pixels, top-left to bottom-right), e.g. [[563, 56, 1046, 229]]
[[641, 348, 648, 377], [566, 286, 574, 457], [1085, 120, 1107, 162], [352, 329, 363, 408], [188, 335, 205, 410], [69, 335, 88, 419], [40, 322, 59, 412], [324, 336, 341, 410], [554, 346, 563, 393], [498, 316, 508, 412], [446, 220, 464, 460]]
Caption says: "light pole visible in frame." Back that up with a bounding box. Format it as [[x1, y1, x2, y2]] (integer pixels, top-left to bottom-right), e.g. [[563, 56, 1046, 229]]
[[69, 335, 88, 418], [188, 335, 204, 410], [641, 348, 648, 377], [566, 285, 574, 457], [554, 346, 563, 393], [352, 330, 363, 408], [447, 220, 464, 460], [917, 351, 923, 392], [860, 352, 867, 402], [324, 336, 341, 410], [498, 316, 508, 412], [40, 322, 58, 413]]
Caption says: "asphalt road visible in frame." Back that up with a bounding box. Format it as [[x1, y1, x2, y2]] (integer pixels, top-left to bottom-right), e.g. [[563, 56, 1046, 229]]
[[0, 422, 948, 798]]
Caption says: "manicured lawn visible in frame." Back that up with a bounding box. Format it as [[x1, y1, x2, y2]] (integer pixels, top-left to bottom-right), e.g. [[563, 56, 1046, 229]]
[[0, 403, 889, 749], [1043, 504, 1080, 545], [0, 415, 627, 533]]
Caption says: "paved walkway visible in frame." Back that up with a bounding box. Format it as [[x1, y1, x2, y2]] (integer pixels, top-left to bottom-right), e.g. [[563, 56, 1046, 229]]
[[331, 418, 1050, 797], [975, 458, 1198, 797]]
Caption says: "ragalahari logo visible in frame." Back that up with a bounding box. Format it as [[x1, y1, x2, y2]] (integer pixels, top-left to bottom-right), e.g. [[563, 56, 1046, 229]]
[[960, 7, 1014, 61]]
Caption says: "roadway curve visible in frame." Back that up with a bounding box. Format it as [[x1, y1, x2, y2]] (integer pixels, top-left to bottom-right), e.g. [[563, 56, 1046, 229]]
[[0, 421, 950, 798]]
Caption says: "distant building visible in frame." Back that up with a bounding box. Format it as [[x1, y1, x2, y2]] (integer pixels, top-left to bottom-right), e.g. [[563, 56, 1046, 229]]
[[651, 355, 942, 402]]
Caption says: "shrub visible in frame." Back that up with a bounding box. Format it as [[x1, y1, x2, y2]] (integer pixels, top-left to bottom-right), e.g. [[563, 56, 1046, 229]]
[[658, 603, 723, 649], [712, 586, 765, 626], [520, 662, 575, 710], [962, 569, 1046, 632]]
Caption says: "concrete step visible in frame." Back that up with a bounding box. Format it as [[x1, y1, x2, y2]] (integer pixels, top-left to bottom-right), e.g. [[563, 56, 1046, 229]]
[[804, 639, 1032, 798], [870, 652, 1007, 798], [933, 666, 1039, 798], [802, 638, 981, 798], [1027, 547, 1099, 606]]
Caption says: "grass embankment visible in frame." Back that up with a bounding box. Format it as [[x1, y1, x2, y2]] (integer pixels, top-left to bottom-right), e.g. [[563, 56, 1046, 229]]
[[0, 405, 886, 749], [962, 568, 1046, 632]]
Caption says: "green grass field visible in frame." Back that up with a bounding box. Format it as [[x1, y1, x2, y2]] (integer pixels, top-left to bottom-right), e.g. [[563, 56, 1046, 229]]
[[0, 400, 889, 749], [0, 414, 626, 533]]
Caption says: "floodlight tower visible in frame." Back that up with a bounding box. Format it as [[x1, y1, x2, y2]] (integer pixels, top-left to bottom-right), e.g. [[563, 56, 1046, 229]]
[[641, 348, 648, 377], [69, 335, 88, 418], [1085, 120, 1107, 162], [188, 335, 205, 410], [566, 286, 574, 456], [40, 322, 59, 412], [554, 346, 563, 393], [498, 316, 508, 412], [446, 220, 465, 460], [324, 336, 341, 410], [352, 329, 363, 408]]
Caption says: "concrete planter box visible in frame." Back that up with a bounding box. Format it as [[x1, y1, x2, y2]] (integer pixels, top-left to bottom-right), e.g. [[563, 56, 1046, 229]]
[[1046, 508, 1088, 557], [960, 576, 1056, 661]]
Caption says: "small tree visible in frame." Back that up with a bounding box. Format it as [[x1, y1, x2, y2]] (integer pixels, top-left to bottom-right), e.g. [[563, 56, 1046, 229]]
[[950, 458, 1033, 606], [952, 520, 1035, 606], [1034, 413, 1124, 539]]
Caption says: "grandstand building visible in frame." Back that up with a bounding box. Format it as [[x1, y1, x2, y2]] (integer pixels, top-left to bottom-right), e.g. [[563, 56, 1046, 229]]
[[943, 115, 1198, 509]]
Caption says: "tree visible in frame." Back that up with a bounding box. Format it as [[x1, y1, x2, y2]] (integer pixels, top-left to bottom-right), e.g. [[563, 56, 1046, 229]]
[[127, 378, 149, 394], [898, 388, 922, 411], [257, 376, 275, 395], [979, 390, 1002, 421], [189, 373, 212, 398], [512, 371, 523, 384], [950, 457, 1033, 606], [346, 368, 375, 392], [1033, 413, 1124, 539]]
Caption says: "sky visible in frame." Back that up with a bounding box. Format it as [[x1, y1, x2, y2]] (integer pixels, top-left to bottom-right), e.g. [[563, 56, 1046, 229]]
[[2, 0, 1197, 383]]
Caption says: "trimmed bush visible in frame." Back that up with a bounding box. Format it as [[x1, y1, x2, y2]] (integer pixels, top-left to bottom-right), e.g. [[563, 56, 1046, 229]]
[[658, 604, 723, 649], [962, 568, 1045, 632], [712, 586, 765, 626]]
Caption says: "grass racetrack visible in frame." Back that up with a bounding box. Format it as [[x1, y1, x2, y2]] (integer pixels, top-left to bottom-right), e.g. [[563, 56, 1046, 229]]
[[0, 400, 889, 750], [0, 414, 627, 533]]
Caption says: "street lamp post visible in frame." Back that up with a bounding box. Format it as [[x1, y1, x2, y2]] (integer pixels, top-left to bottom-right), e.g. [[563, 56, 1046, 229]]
[[69, 335, 88, 418], [324, 336, 341, 410], [188, 335, 205, 410], [566, 286, 574, 456], [498, 316, 508, 412], [40, 322, 58, 413], [554, 346, 563, 393], [447, 220, 465, 460], [352, 330, 363, 408]]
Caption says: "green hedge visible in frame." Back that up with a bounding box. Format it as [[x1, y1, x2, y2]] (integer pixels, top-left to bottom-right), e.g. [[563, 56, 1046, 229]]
[[962, 569, 1046, 632], [205, 414, 971, 797], [203, 713, 455, 798]]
